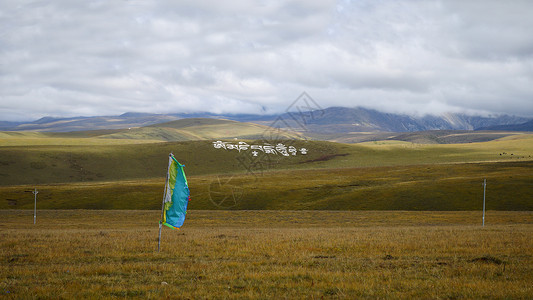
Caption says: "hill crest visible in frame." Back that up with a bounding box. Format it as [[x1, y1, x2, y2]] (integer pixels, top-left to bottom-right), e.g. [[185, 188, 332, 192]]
[[1, 107, 530, 134]]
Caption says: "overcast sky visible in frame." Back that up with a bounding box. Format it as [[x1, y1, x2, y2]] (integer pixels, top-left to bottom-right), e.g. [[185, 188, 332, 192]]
[[1, 0, 533, 121]]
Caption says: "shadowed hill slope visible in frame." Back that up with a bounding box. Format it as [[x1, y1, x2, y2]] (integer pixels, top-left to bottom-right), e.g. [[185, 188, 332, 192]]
[[1, 132, 532, 211]]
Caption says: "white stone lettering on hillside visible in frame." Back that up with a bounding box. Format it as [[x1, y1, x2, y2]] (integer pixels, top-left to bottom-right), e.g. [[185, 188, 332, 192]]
[[213, 141, 307, 156]]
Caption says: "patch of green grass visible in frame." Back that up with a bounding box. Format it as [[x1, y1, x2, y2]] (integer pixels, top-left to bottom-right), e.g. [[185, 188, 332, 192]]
[[2, 161, 532, 211]]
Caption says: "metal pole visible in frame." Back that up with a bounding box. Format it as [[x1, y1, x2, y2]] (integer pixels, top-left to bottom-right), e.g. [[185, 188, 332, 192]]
[[482, 179, 486, 227], [158, 154, 172, 252], [33, 188, 38, 225], [158, 221, 163, 252]]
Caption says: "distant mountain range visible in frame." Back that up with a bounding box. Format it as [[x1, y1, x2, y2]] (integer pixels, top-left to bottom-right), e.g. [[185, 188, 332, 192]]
[[267, 107, 531, 134], [476, 119, 533, 131], [1, 107, 531, 133]]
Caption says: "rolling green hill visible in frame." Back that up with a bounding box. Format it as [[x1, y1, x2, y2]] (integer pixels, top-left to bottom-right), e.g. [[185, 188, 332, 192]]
[[0, 118, 303, 145], [2, 161, 532, 211], [0, 139, 336, 185], [103, 118, 303, 141], [2, 134, 532, 186], [1, 133, 532, 210], [306, 130, 530, 144]]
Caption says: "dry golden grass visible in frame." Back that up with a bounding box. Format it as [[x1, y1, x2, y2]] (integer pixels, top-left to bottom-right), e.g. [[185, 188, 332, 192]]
[[1, 210, 532, 299]]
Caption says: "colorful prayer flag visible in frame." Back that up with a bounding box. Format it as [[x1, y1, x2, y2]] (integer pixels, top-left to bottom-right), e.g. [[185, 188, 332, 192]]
[[161, 154, 190, 229]]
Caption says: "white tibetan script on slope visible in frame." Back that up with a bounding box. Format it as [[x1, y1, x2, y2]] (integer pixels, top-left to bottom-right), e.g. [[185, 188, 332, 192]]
[[213, 141, 308, 157]]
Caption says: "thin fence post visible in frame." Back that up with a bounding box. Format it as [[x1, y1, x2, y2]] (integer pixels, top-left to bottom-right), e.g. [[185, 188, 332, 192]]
[[482, 179, 486, 227], [33, 189, 38, 225]]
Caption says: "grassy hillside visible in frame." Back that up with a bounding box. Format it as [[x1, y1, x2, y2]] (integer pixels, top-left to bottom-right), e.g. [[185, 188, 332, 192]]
[[0, 131, 162, 146], [2, 137, 532, 211], [387, 130, 529, 144], [0, 140, 338, 185], [0, 118, 303, 145], [101, 119, 301, 141], [1, 133, 532, 210], [306, 130, 529, 144], [2, 161, 531, 211], [1, 134, 533, 186]]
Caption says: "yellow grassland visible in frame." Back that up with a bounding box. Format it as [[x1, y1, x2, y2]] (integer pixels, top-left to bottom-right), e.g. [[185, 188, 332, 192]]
[[1, 210, 532, 299]]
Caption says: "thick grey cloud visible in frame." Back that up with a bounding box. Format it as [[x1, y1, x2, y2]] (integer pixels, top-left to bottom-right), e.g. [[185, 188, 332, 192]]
[[1, 0, 532, 121]]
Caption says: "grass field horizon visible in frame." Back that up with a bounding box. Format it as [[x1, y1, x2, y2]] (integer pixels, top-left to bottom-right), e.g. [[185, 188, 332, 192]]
[[1, 210, 532, 298]]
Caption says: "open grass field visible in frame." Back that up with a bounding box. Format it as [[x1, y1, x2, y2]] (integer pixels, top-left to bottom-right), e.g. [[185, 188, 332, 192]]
[[2, 160, 532, 211], [1, 210, 532, 299], [1, 133, 532, 211]]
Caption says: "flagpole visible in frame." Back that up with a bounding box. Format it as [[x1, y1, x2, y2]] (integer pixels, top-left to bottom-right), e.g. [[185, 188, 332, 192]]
[[482, 179, 486, 227], [158, 153, 172, 252], [33, 188, 38, 225]]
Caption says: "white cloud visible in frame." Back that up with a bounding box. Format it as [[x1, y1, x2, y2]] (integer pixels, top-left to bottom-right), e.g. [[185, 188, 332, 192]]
[[1, 0, 532, 121]]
